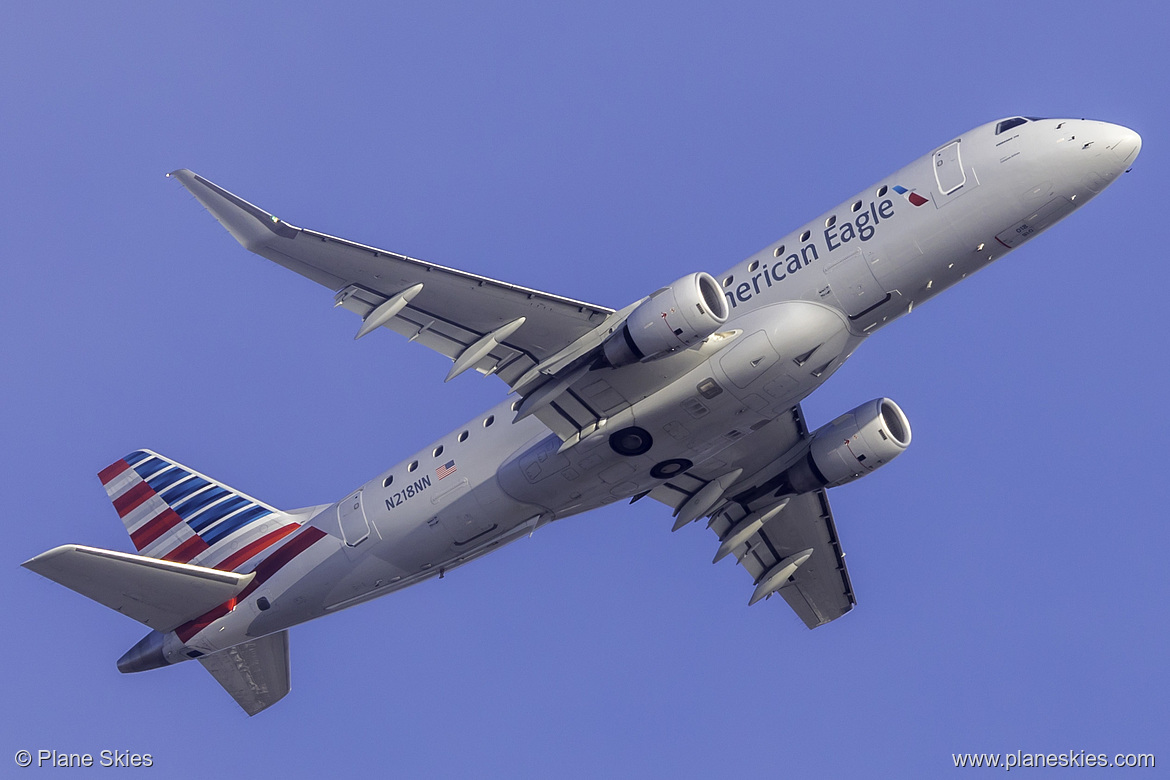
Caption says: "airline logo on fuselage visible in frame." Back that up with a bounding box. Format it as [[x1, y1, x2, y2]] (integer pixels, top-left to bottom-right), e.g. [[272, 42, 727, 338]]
[[892, 185, 929, 207], [725, 196, 898, 310]]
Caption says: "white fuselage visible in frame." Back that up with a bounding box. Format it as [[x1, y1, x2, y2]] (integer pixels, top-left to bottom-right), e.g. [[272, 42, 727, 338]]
[[157, 117, 1140, 663]]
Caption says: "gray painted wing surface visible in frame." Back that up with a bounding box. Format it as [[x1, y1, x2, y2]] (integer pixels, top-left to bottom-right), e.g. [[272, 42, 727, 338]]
[[649, 405, 855, 628], [170, 170, 614, 389], [199, 631, 291, 717]]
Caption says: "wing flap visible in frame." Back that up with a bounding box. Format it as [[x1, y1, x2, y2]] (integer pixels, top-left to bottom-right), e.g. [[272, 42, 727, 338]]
[[22, 545, 253, 632], [199, 631, 291, 717]]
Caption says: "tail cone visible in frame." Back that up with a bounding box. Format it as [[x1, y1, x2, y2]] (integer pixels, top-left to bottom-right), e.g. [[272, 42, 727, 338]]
[[117, 631, 168, 673]]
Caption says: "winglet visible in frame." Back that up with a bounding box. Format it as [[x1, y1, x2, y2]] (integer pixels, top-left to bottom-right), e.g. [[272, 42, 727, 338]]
[[169, 169, 298, 252]]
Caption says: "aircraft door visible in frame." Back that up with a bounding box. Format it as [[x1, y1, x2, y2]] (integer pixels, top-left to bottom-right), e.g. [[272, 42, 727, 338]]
[[824, 249, 888, 319], [337, 489, 371, 547], [933, 141, 966, 194]]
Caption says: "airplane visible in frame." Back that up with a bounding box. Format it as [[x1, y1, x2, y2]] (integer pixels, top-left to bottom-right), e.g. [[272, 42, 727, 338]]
[[24, 116, 1140, 715]]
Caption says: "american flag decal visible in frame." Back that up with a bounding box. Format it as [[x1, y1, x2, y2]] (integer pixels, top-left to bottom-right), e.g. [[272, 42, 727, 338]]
[[436, 460, 457, 479]]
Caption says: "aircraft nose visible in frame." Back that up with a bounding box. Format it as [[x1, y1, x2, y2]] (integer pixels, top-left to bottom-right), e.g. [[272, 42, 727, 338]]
[[1108, 125, 1142, 167]]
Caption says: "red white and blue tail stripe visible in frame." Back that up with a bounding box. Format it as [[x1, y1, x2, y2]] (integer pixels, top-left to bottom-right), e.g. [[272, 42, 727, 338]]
[[99, 450, 299, 571]]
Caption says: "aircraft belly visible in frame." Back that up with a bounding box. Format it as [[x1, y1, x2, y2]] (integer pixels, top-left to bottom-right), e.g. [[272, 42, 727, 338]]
[[498, 303, 858, 516]]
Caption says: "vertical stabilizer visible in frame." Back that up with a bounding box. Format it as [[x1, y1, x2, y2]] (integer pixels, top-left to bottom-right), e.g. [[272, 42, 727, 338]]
[[199, 632, 291, 716], [98, 450, 300, 571]]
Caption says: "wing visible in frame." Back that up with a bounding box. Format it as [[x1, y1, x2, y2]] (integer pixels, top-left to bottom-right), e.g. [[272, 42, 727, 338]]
[[169, 169, 617, 389], [646, 405, 855, 628], [710, 490, 855, 627], [171, 170, 746, 442]]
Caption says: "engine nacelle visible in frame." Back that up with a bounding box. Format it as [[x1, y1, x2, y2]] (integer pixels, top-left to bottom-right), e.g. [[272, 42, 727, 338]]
[[783, 398, 912, 493], [602, 272, 729, 367]]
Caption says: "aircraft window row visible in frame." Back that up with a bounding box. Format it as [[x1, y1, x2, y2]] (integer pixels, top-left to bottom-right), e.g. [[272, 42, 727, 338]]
[[383, 412, 498, 489], [996, 117, 1028, 135], [760, 189, 894, 274]]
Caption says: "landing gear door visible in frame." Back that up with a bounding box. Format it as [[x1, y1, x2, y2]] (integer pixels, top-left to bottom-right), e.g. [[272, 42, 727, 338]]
[[337, 490, 371, 547]]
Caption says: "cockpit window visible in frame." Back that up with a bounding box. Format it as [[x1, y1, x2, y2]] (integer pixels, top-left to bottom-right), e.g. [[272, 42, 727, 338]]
[[995, 117, 1028, 135]]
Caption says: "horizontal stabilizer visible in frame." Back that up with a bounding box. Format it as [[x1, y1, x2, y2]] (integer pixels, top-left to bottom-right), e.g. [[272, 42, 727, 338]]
[[199, 631, 291, 716], [23, 545, 253, 632]]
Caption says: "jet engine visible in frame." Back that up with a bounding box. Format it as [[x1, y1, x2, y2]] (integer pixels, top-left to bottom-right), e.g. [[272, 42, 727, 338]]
[[601, 272, 729, 367], [781, 398, 911, 493]]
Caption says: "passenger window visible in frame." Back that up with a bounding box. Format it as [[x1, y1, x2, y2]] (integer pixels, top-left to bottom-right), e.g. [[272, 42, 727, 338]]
[[458, 430, 469, 442], [383, 474, 393, 488], [408, 461, 418, 472], [484, 415, 495, 427], [773, 244, 785, 257], [748, 260, 759, 272], [433, 445, 443, 458]]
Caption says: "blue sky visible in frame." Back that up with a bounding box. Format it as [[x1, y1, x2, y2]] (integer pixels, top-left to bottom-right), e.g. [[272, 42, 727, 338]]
[[4, 3, 1167, 777]]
